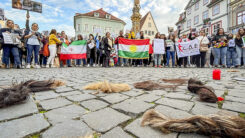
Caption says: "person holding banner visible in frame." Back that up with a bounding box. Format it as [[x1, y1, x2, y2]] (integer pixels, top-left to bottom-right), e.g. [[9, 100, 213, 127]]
[[0, 19, 22, 69], [115, 30, 127, 67], [235, 28, 245, 67], [153, 32, 164, 68], [76, 34, 86, 67], [24, 14, 42, 69], [46, 29, 61, 68], [212, 28, 228, 68], [177, 34, 189, 68], [87, 34, 96, 67], [196, 30, 210, 68]]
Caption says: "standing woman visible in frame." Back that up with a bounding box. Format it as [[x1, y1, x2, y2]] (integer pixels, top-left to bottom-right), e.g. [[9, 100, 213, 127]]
[[46, 29, 61, 68], [0, 20, 22, 69], [212, 28, 228, 68], [166, 34, 176, 68], [76, 34, 86, 67], [153, 32, 162, 68], [235, 28, 245, 67], [24, 14, 42, 69], [103, 32, 113, 67], [196, 30, 209, 68], [87, 34, 96, 67]]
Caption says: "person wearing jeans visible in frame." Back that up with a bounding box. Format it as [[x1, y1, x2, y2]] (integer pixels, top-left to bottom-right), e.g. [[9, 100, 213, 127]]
[[212, 28, 228, 68], [46, 29, 61, 68], [24, 13, 42, 69], [166, 35, 176, 67], [0, 20, 22, 69], [226, 34, 238, 68], [235, 28, 245, 67]]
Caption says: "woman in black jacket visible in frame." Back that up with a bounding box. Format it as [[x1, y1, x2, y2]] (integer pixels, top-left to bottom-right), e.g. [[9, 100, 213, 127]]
[[0, 20, 22, 69], [235, 28, 245, 67], [212, 28, 228, 68], [102, 32, 113, 67]]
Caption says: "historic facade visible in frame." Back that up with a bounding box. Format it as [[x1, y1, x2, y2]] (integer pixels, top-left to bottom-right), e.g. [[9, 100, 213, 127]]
[[176, 0, 229, 36], [229, 0, 245, 34], [131, 0, 142, 34], [74, 8, 126, 38], [140, 12, 158, 41]]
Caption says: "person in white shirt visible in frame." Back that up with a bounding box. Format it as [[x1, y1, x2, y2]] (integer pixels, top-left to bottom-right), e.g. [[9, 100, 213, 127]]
[[196, 30, 210, 68], [24, 14, 41, 69]]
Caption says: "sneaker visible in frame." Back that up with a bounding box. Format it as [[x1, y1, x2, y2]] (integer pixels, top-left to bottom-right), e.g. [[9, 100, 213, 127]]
[[159, 65, 163, 68], [154, 65, 157, 68], [121, 64, 124, 67], [87, 64, 90, 67], [93, 64, 96, 67], [35, 64, 41, 69], [46, 65, 50, 68], [26, 64, 31, 69]]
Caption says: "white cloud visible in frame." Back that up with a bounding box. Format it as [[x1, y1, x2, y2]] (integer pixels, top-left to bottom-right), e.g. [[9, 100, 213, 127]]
[[51, 24, 75, 37]]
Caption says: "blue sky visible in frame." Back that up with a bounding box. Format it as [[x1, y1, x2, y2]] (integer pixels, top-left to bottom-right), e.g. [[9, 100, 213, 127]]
[[0, 0, 189, 36]]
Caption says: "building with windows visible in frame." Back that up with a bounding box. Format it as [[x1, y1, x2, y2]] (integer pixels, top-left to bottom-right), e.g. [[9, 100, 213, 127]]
[[140, 12, 158, 41], [229, 0, 245, 34], [176, 0, 229, 36], [74, 8, 126, 38]]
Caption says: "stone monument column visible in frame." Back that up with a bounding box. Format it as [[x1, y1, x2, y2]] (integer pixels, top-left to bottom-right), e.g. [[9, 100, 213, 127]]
[[131, 0, 142, 34]]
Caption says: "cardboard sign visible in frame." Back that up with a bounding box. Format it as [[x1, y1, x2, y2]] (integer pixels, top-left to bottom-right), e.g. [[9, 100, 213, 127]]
[[12, 0, 42, 13], [153, 39, 165, 54]]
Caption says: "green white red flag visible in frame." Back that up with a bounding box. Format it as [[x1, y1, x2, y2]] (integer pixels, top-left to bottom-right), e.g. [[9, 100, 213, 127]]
[[60, 40, 87, 60]]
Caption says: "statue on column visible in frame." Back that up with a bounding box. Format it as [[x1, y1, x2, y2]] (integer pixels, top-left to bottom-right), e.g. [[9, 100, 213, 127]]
[[131, 0, 141, 35]]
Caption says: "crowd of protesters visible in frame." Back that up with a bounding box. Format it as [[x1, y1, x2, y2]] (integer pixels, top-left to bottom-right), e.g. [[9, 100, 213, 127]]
[[0, 14, 245, 69]]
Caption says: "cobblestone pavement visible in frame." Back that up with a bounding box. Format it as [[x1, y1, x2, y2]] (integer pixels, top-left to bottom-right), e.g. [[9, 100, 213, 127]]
[[0, 67, 245, 138]]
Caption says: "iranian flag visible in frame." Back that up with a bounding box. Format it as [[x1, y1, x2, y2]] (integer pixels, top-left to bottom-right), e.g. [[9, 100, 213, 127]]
[[60, 40, 87, 60], [118, 38, 150, 59]]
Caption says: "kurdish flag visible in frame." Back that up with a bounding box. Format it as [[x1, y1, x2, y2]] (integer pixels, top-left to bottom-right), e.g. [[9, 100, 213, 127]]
[[60, 40, 87, 60], [118, 38, 150, 59]]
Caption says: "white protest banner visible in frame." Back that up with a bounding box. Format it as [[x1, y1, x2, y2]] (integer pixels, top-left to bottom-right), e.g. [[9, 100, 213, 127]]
[[2, 32, 14, 44], [176, 39, 200, 58], [153, 39, 165, 54]]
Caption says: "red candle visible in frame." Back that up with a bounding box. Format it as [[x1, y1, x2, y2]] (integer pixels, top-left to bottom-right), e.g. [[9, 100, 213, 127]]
[[213, 69, 221, 80]]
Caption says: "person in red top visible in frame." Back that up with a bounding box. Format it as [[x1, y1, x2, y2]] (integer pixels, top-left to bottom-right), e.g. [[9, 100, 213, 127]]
[[148, 42, 153, 66], [115, 30, 127, 66]]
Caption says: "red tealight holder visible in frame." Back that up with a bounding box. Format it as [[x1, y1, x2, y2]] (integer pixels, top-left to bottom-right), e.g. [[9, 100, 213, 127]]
[[213, 69, 221, 80]]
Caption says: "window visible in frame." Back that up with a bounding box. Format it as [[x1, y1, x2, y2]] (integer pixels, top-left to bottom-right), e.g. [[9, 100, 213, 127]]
[[148, 22, 151, 27], [145, 30, 147, 34], [84, 24, 88, 32], [194, 15, 199, 25], [203, 0, 209, 5], [203, 10, 209, 20], [187, 19, 191, 28], [148, 31, 151, 36], [213, 4, 220, 16], [195, 2, 199, 10], [92, 25, 96, 33], [149, 17, 151, 20], [77, 24, 80, 31], [237, 11, 245, 25], [212, 21, 222, 34], [106, 14, 111, 19], [94, 12, 99, 17], [187, 8, 191, 15]]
